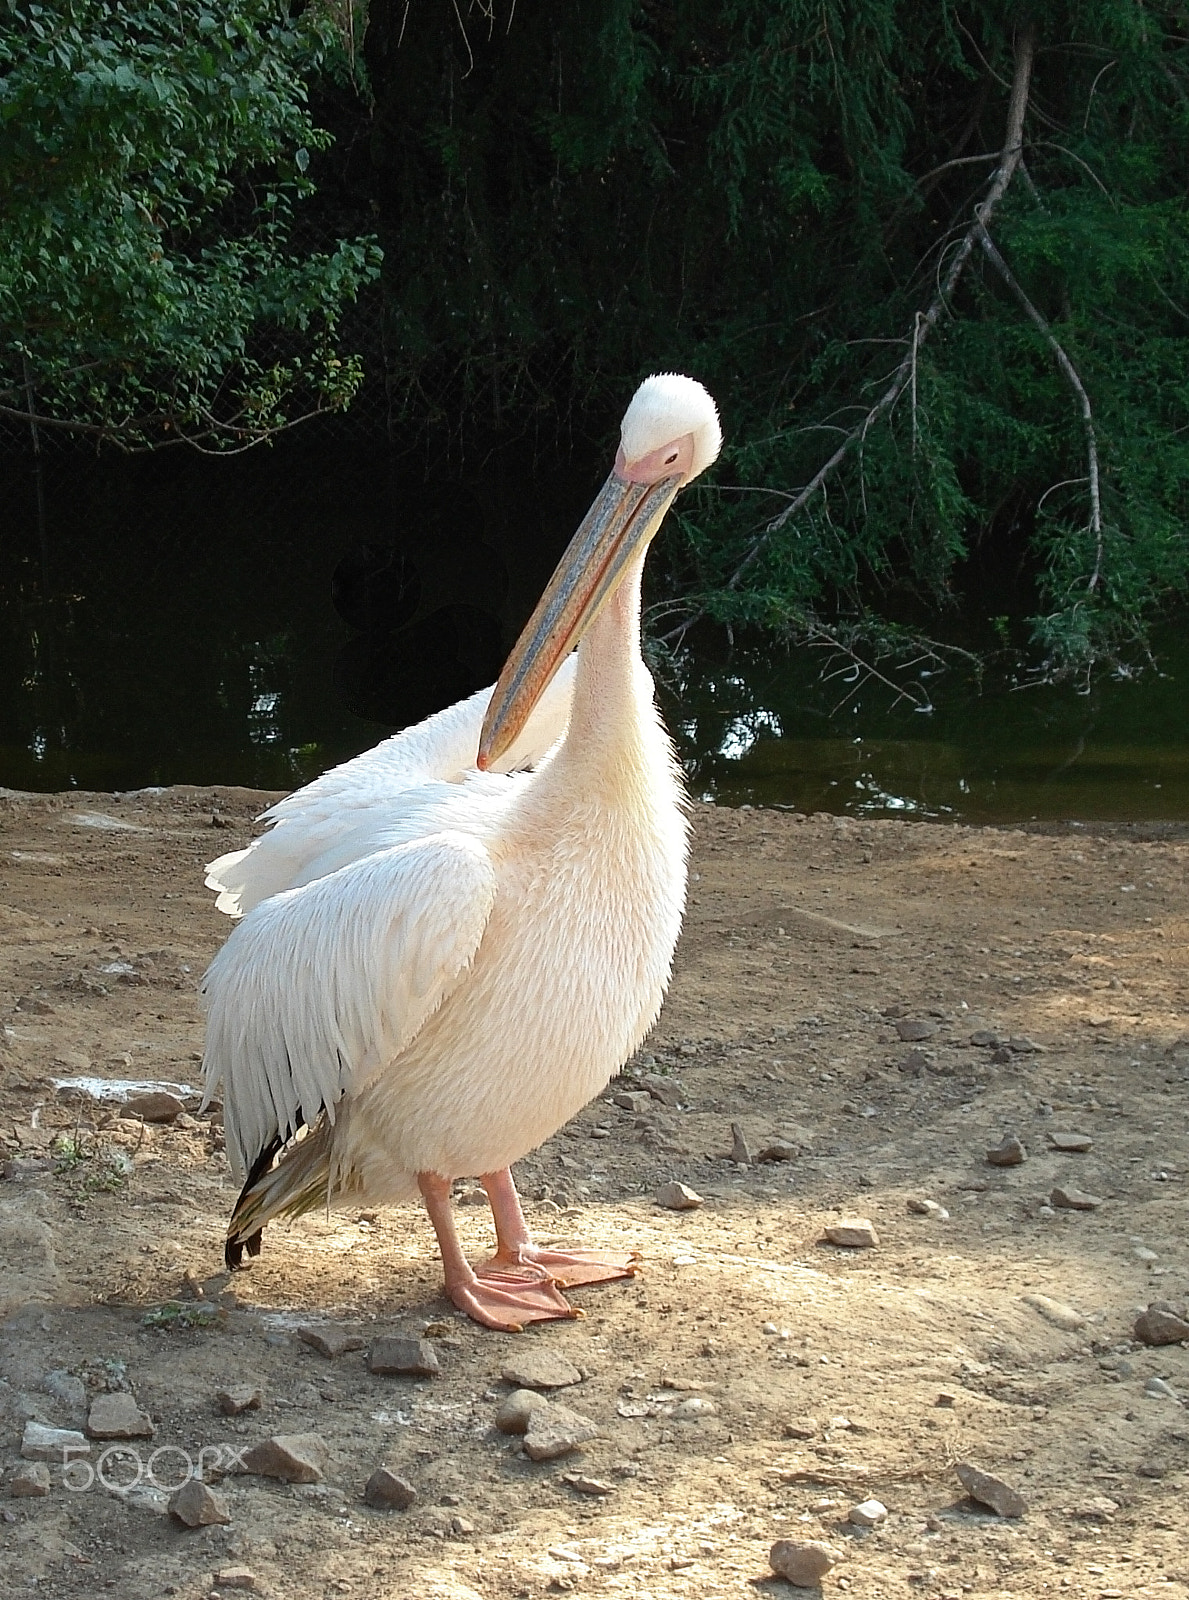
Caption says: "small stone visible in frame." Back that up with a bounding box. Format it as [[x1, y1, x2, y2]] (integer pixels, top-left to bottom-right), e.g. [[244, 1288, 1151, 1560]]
[[955, 1461, 1027, 1517], [240, 1433, 328, 1483], [123, 1091, 185, 1123], [935, 1393, 956, 1408], [86, 1392, 155, 1440], [298, 1324, 365, 1359], [367, 1336, 440, 1377], [782, 1418, 820, 1439], [670, 1395, 716, 1421], [1143, 1376, 1182, 1403], [1133, 1245, 1159, 1264], [823, 1218, 878, 1249], [495, 1389, 552, 1434], [450, 1514, 476, 1536], [363, 1467, 418, 1510], [169, 1479, 231, 1527], [1021, 1293, 1086, 1332], [641, 1073, 683, 1106], [848, 1497, 887, 1527], [768, 1539, 837, 1587], [21, 1422, 89, 1461], [562, 1473, 614, 1496], [655, 1181, 702, 1210], [756, 1140, 799, 1163], [1075, 1496, 1119, 1521], [1134, 1305, 1189, 1346], [986, 1135, 1027, 1167], [1007, 1035, 1044, 1053], [1047, 1131, 1093, 1153], [612, 1091, 652, 1113], [501, 1351, 582, 1390], [523, 1401, 598, 1461], [895, 1019, 937, 1042], [42, 1369, 87, 1418], [110, 1483, 170, 1516], [9, 1462, 50, 1498], [1050, 1185, 1102, 1211], [213, 1568, 258, 1592], [730, 1123, 753, 1164], [216, 1385, 263, 1416], [969, 1030, 1003, 1048], [906, 1198, 949, 1220]]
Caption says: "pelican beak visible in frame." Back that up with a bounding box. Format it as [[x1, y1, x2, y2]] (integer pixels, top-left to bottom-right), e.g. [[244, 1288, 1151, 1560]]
[[477, 469, 681, 769]]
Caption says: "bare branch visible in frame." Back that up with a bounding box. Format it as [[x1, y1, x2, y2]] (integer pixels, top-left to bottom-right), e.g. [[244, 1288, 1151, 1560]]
[[974, 224, 1103, 591]]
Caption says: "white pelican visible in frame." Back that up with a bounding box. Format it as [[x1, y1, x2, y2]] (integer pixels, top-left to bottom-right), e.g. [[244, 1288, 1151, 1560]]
[[201, 373, 722, 1330]]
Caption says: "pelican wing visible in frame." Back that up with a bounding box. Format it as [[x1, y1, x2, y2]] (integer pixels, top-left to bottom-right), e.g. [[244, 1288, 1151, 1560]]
[[202, 829, 497, 1181], [206, 655, 575, 918]]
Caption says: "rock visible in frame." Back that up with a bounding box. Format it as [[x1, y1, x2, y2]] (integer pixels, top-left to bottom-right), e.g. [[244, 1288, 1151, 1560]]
[[1007, 1035, 1044, 1053], [367, 1336, 441, 1377], [86, 1392, 155, 1440], [782, 1418, 820, 1439], [769, 1539, 837, 1587], [906, 1198, 949, 1220], [123, 1091, 185, 1123], [213, 1568, 259, 1592], [523, 1401, 598, 1461], [1047, 1131, 1093, 1153], [670, 1396, 716, 1421], [1050, 1185, 1102, 1211], [895, 1019, 937, 1042], [1134, 1305, 1189, 1346], [641, 1073, 684, 1106], [298, 1324, 365, 1359], [363, 1467, 418, 1510], [969, 1030, 1003, 1048], [655, 1181, 702, 1210], [562, 1473, 614, 1496], [501, 1351, 582, 1391], [216, 1384, 263, 1415], [1075, 1496, 1119, 1521], [21, 1422, 89, 1462], [612, 1091, 652, 1113], [42, 1369, 87, 1419], [899, 1048, 932, 1074], [1021, 1293, 1086, 1332], [495, 1389, 552, 1435], [848, 1498, 887, 1527], [756, 1140, 799, 1163], [0, 1189, 62, 1319], [985, 1135, 1027, 1167], [1143, 1376, 1183, 1403], [730, 1123, 753, 1164], [823, 1218, 878, 1249], [241, 1434, 328, 1483], [955, 1462, 1027, 1517], [9, 1462, 50, 1498], [169, 1479, 231, 1527], [110, 1484, 170, 1515]]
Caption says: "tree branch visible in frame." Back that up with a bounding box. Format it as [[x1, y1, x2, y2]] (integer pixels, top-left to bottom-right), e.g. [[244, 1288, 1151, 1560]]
[[974, 223, 1103, 591], [721, 19, 1037, 592]]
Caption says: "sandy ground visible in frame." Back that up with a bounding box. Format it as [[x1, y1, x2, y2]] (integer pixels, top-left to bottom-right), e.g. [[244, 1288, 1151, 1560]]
[[1, 787, 1187, 1600]]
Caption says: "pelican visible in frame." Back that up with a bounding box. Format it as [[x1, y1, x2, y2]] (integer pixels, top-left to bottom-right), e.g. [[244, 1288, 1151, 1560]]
[[201, 373, 722, 1330]]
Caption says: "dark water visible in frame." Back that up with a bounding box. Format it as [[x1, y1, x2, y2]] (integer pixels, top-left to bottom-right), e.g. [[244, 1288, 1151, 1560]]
[[2, 442, 1186, 823]]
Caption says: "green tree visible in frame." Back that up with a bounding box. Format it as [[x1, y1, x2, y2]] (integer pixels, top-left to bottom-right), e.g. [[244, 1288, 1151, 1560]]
[[363, 0, 1189, 678], [0, 0, 380, 452]]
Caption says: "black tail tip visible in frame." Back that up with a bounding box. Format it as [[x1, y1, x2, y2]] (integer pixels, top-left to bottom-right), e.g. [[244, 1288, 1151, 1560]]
[[226, 1229, 263, 1270]]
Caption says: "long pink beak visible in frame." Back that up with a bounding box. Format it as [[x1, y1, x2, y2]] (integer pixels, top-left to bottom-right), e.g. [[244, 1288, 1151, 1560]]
[[477, 469, 681, 769]]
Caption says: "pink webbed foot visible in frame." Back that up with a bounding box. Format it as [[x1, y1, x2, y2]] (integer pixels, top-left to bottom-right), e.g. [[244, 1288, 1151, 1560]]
[[486, 1245, 642, 1290], [449, 1264, 581, 1332]]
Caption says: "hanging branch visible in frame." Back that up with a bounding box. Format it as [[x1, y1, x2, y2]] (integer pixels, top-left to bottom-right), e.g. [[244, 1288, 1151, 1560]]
[[719, 19, 1037, 594], [973, 223, 1103, 591]]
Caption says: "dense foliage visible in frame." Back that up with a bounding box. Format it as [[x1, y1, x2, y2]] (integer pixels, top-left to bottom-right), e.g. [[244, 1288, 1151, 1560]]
[[0, 0, 379, 450], [365, 1, 1189, 675]]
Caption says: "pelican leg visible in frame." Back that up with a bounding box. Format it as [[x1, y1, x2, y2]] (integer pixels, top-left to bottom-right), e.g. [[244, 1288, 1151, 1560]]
[[417, 1172, 577, 1332], [479, 1167, 642, 1288]]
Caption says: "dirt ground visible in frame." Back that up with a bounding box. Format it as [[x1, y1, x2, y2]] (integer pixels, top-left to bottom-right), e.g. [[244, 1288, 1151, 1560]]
[[1, 786, 1187, 1600]]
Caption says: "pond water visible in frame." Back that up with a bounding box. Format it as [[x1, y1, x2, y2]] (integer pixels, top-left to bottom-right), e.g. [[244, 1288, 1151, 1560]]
[[2, 441, 1185, 823]]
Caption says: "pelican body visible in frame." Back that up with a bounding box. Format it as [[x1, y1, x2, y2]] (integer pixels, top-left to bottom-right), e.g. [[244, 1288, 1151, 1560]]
[[202, 374, 722, 1329]]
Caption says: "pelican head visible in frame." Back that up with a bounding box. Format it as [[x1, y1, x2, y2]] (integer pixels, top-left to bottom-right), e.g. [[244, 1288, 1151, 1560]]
[[478, 374, 721, 768]]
